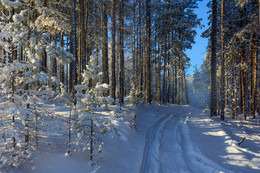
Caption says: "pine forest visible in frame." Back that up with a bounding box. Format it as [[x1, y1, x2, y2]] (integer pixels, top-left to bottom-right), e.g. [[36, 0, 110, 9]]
[[0, 0, 259, 172]]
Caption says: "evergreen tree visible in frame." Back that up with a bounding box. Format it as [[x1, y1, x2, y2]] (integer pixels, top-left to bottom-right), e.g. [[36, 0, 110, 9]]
[[72, 55, 120, 160]]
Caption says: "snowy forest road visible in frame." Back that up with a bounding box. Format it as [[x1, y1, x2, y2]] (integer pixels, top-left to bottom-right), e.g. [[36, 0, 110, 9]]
[[139, 106, 227, 173], [19, 104, 259, 173]]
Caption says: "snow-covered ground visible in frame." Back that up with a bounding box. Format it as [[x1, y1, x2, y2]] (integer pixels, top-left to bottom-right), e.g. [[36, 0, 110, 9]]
[[8, 103, 260, 173]]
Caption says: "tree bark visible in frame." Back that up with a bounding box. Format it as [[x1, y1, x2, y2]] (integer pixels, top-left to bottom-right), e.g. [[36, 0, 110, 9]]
[[225, 66, 228, 108], [110, 0, 116, 103], [81, 0, 86, 70], [251, 36, 257, 119], [101, 2, 109, 85], [132, 0, 137, 85], [177, 56, 180, 105], [241, 45, 247, 120], [138, 0, 143, 93], [60, 33, 64, 84], [171, 52, 175, 104], [210, 0, 218, 117], [181, 66, 184, 105], [183, 65, 189, 105], [146, 0, 151, 104], [119, 0, 124, 105], [78, 0, 85, 83], [219, 0, 225, 121], [231, 40, 237, 118], [158, 42, 162, 104], [167, 45, 170, 103], [85, 0, 90, 64], [70, 0, 77, 99]]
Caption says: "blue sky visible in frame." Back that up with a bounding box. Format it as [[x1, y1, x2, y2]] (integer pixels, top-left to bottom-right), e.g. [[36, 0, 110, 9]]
[[185, 0, 209, 74]]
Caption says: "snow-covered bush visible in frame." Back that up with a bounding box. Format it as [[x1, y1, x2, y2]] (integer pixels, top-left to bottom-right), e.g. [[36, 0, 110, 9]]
[[0, 142, 33, 170], [0, 63, 40, 169], [70, 55, 131, 160], [0, 62, 57, 170]]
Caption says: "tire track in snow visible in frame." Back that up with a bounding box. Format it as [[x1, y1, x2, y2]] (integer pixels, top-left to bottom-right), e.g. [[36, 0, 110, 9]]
[[159, 114, 189, 173], [140, 113, 174, 173], [140, 106, 228, 173]]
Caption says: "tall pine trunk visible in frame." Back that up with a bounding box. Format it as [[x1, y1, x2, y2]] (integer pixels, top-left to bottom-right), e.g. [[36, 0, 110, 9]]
[[241, 45, 247, 120], [183, 65, 189, 105], [251, 36, 257, 119], [119, 0, 124, 105], [146, 0, 151, 104], [42, 0, 47, 73], [231, 40, 237, 118], [219, 0, 225, 121], [177, 56, 180, 105], [78, 0, 86, 83], [171, 53, 175, 104], [60, 33, 64, 84], [210, 0, 218, 117], [162, 35, 167, 104], [225, 67, 228, 108], [101, 2, 109, 85], [167, 47, 170, 103], [132, 0, 137, 86], [157, 42, 162, 104], [110, 0, 116, 103], [138, 0, 143, 93], [70, 0, 77, 99]]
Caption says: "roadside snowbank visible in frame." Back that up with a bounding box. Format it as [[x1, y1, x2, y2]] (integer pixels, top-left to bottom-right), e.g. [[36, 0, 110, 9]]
[[187, 109, 260, 173]]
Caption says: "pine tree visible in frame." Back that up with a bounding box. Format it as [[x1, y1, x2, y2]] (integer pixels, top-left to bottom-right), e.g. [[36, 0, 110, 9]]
[[210, 0, 218, 117], [146, 0, 151, 104], [219, 0, 225, 121], [110, 0, 116, 104], [119, 0, 124, 105], [70, 0, 77, 97], [101, 1, 109, 85], [73, 55, 120, 160]]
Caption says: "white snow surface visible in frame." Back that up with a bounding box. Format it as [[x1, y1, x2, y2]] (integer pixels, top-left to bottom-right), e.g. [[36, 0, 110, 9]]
[[9, 103, 260, 173]]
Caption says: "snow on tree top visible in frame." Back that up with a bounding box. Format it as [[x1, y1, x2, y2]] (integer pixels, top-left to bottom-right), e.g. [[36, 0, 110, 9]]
[[1, 0, 22, 9], [95, 84, 110, 92], [109, 105, 121, 111], [26, 98, 34, 104], [13, 14, 23, 23], [36, 73, 47, 85], [75, 92, 85, 99], [74, 85, 88, 91], [20, 9, 28, 17], [100, 97, 114, 104]]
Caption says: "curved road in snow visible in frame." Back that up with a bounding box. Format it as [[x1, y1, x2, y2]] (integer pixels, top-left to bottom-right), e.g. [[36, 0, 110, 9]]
[[140, 106, 227, 173]]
